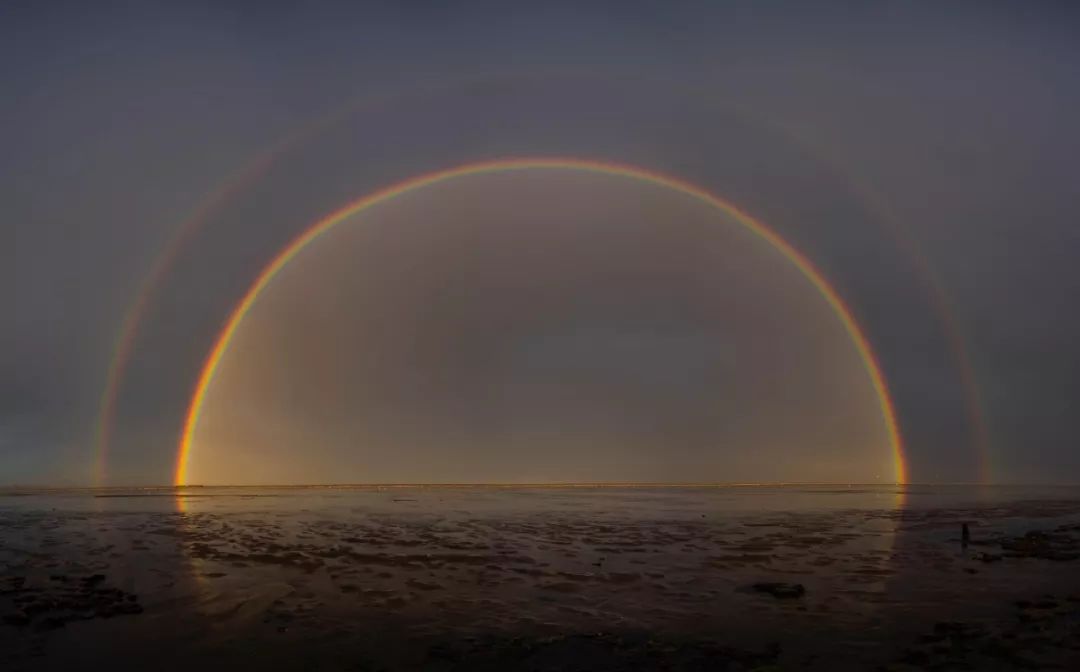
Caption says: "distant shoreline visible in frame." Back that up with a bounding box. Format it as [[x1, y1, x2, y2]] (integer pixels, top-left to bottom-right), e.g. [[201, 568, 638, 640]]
[[4, 481, 1079, 493]]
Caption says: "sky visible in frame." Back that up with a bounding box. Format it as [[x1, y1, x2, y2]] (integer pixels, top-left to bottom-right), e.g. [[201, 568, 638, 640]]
[[4, 0, 1079, 486]]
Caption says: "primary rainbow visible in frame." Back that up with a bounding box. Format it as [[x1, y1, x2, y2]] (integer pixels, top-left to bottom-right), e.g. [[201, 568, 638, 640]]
[[175, 157, 907, 485]]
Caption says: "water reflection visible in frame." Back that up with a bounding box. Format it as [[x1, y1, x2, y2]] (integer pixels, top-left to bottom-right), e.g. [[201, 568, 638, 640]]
[[157, 484, 911, 643]]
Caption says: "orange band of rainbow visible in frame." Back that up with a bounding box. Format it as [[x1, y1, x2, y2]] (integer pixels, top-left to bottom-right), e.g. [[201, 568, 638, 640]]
[[175, 158, 906, 485]]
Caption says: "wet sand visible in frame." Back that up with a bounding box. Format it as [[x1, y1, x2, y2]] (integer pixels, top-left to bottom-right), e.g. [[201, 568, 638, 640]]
[[2, 485, 1079, 670]]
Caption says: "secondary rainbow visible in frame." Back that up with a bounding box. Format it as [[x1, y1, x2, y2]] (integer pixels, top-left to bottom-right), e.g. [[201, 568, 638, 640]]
[[175, 157, 907, 485]]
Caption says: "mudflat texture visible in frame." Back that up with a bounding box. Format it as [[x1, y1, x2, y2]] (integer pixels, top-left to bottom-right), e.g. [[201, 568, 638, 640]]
[[2, 485, 1080, 670]]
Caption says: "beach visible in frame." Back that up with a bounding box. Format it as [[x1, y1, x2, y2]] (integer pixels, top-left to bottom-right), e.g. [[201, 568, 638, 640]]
[[2, 485, 1079, 670]]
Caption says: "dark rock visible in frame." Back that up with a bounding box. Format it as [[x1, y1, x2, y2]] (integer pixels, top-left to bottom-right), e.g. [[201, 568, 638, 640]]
[[3, 611, 30, 626], [900, 649, 931, 665], [752, 582, 805, 599], [932, 621, 981, 638], [1000, 529, 1080, 561], [24, 600, 54, 617], [112, 601, 144, 615], [38, 616, 67, 630], [427, 643, 462, 661]]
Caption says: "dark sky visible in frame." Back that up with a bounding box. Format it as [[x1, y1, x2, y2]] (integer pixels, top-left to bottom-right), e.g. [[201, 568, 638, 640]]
[[4, 0, 1079, 485]]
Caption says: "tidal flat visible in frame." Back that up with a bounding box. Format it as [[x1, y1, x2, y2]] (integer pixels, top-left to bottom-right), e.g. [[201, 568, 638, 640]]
[[2, 485, 1079, 670]]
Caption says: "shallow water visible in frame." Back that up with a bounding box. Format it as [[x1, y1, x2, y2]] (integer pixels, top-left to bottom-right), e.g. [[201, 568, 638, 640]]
[[3, 485, 1080, 670]]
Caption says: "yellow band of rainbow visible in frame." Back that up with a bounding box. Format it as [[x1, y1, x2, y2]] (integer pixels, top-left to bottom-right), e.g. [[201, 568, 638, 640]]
[[175, 157, 907, 485]]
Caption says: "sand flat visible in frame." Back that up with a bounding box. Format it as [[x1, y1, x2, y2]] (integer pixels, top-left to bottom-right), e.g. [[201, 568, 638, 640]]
[[2, 485, 1080, 670]]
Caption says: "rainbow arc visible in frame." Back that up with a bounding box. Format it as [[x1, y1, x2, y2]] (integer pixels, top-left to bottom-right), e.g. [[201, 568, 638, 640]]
[[173, 158, 907, 485]]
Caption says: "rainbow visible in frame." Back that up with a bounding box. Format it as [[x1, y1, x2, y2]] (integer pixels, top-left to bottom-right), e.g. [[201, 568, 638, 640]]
[[91, 152, 283, 486], [175, 157, 907, 486], [757, 120, 989, 482]]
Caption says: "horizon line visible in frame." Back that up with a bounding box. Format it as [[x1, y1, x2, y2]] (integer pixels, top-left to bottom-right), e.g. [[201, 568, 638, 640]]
[[5, 481, 1078, 491]]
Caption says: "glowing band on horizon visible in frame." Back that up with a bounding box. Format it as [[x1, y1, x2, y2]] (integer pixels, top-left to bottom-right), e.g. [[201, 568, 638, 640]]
[[175, 158, 907, 485]]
